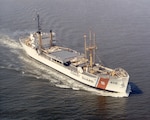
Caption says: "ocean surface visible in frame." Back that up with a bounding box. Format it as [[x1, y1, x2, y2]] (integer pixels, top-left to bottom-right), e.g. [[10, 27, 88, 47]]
[[0, 0, 150, 119]]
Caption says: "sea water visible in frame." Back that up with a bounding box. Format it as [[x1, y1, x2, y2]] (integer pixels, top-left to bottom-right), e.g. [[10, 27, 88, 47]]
[[0, 0, 150, 119]]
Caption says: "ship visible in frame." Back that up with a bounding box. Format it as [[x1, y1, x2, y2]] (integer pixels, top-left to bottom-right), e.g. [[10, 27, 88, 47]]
[[19, 14, 130, 96]]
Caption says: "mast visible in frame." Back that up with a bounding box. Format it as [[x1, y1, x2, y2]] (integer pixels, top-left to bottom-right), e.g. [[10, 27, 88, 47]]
[[36, 14, 42, 50], [37, 14, 41, 32], [87, 45, 95, 67], [84, 34, 87, 59], [89, 30, 92, 46], [50, 30, 53, 48], [85, 31, 96, 68], [93, 33, 96, 64]]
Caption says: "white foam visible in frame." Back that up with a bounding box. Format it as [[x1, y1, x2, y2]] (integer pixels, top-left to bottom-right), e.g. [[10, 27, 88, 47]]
[[72, 87, 80, 90], [0, 34, 22, 50], [55, 84, 71, 89]]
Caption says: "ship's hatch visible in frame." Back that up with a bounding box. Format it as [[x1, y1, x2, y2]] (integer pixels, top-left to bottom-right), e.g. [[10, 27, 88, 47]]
[[50, 49, 81, 63]]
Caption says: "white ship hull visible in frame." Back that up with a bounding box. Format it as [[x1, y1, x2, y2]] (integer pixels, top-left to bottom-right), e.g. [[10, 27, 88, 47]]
[[20, 38, 130, 96]]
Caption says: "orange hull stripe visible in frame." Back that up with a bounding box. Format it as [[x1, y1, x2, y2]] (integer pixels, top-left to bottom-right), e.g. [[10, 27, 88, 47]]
[[97, 78, 109, 89]]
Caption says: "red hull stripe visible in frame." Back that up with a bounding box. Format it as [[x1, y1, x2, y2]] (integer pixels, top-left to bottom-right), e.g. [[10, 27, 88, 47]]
[[97, 78, 109, 89]]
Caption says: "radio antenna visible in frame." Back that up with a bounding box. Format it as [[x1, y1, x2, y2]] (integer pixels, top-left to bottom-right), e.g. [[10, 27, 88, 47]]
[[36, 13, 41, 32]]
